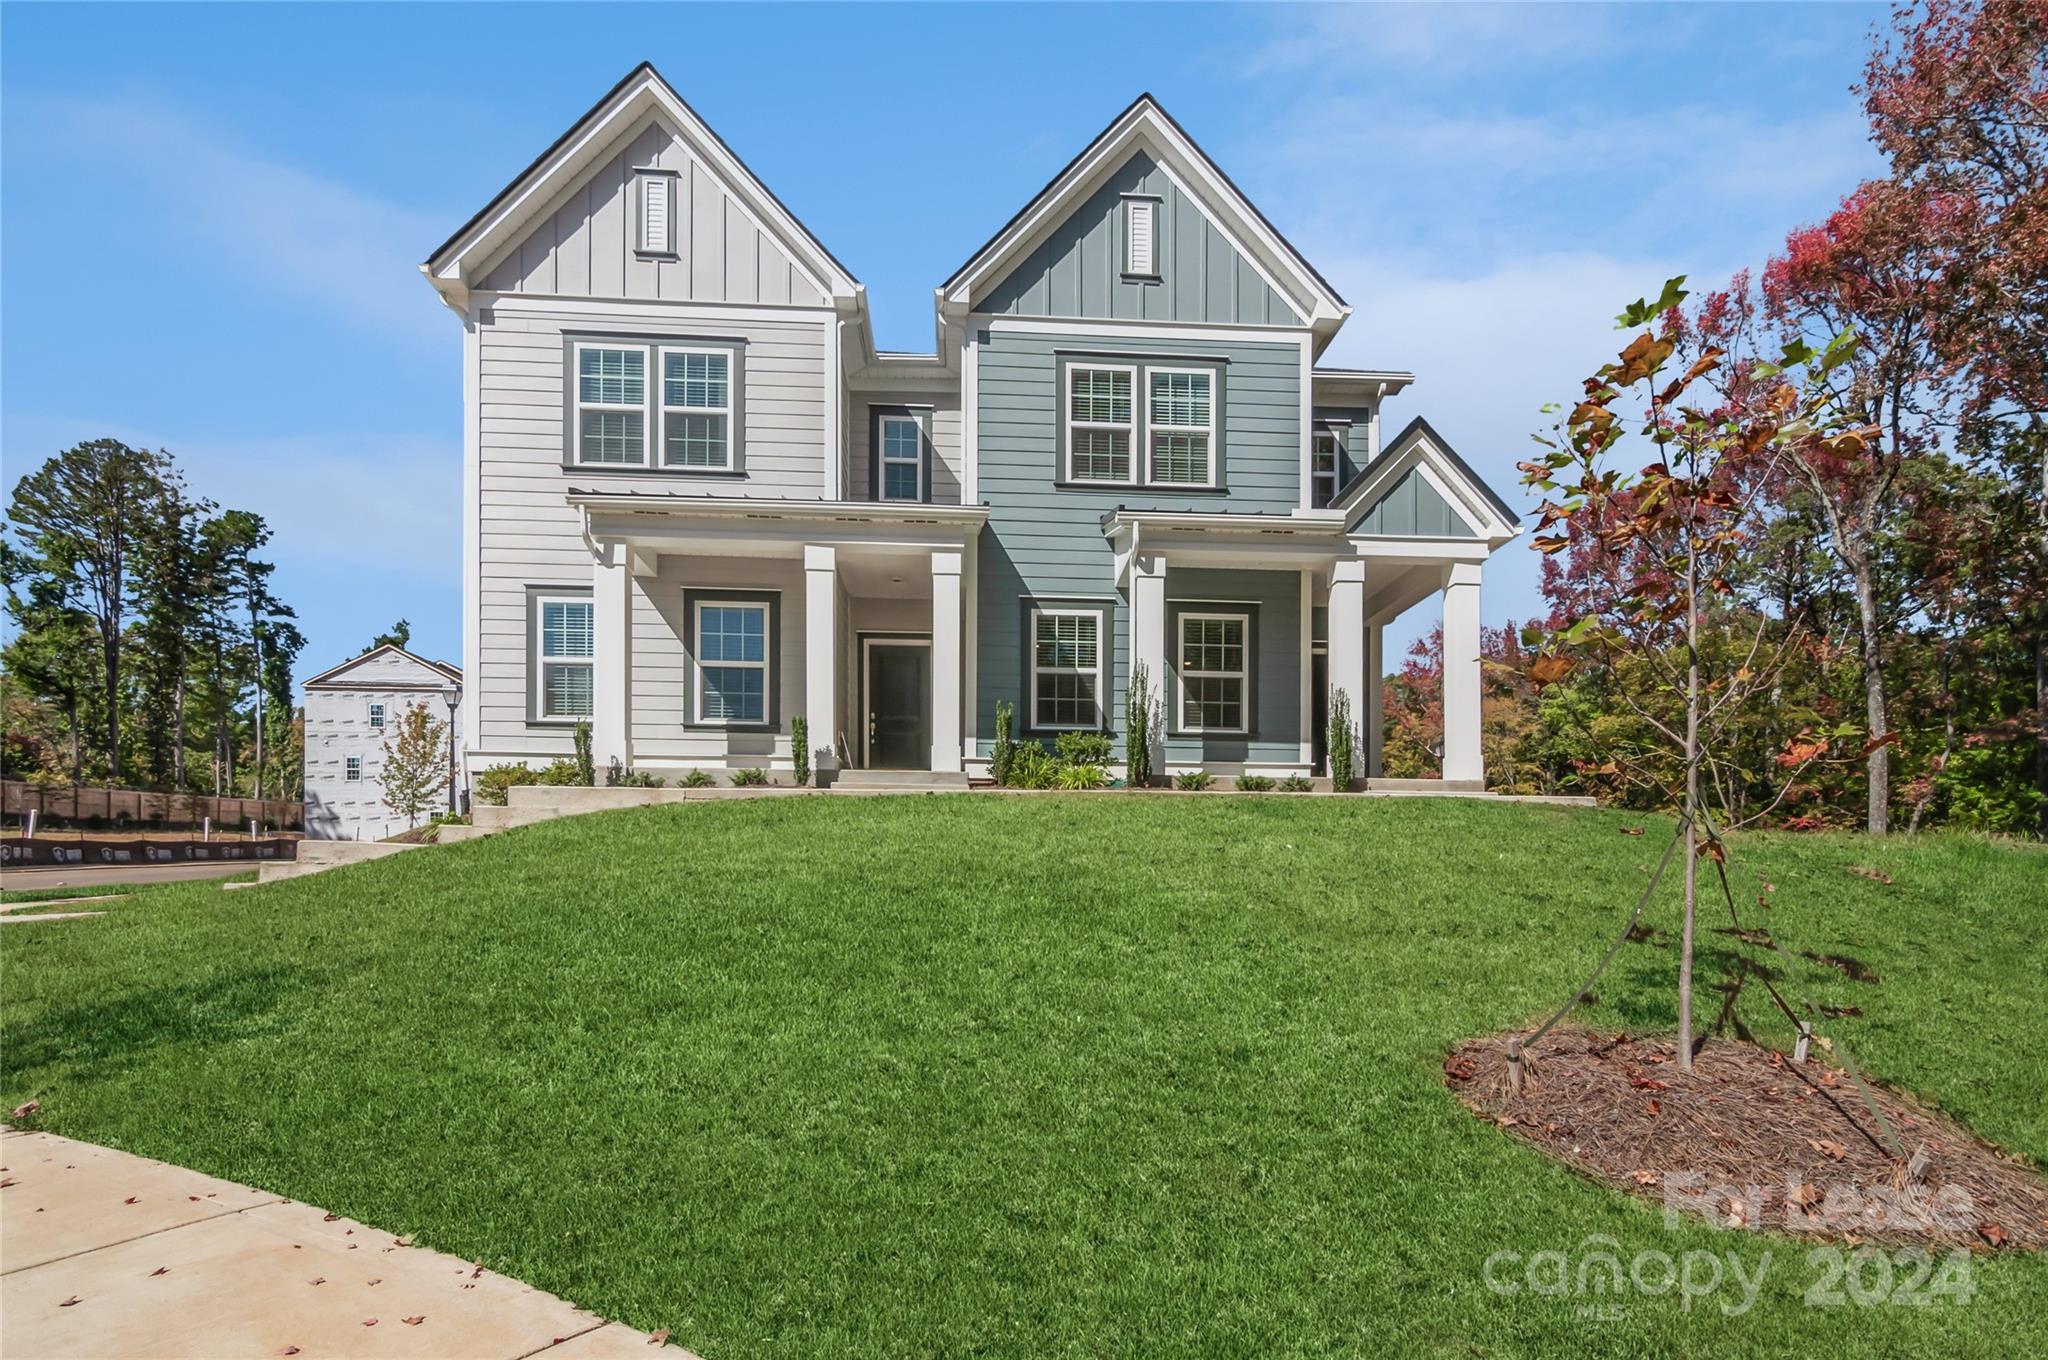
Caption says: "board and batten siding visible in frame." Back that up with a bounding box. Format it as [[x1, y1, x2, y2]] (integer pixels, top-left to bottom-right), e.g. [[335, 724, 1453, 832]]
[[977, 150, 1302, 327], [473, 301, 829, 757], [971, 327, 1304, 754], [847, 391, 963, 504], [478, 117, 828, 307], [1353, 466, 1478, 538]]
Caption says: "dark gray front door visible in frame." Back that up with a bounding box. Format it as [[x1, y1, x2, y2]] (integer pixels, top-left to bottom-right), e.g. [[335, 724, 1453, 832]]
[[866, 643, 930, 769]]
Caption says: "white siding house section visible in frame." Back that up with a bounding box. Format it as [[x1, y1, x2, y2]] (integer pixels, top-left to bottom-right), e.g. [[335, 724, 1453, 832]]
[[847, 390, 963, 504], [303, 647, 461, 842], [472, 300, 830, 757], [477, 116, 829, 307]]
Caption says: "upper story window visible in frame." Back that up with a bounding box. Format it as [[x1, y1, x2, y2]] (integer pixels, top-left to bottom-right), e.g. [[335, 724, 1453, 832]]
[[345, 755, 363, 782], [637, 170, 676, 255], [661, 348, 731, 469], [535, 596, 595, 721], [876, 410, 927, 502], [565, 337, 744, 473], [368, 702, 386, 731], [1148, 370, 1214, 486], [1030, 607, 1104, 730], [695, 601, 770, 726], [1066, 366, 1135, 483], [1122, 196, 1158, 278], [575, 345, 647, 465], [1178, 613, 1248, 733], [1312, 429, 1342, 508]]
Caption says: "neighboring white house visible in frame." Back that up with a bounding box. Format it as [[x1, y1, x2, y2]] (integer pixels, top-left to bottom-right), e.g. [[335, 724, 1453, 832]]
[[302, 645, 463, 841]]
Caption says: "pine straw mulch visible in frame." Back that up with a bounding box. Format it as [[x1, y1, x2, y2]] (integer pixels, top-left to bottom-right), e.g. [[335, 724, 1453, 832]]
[[1445, 1027, 2048, 1251]]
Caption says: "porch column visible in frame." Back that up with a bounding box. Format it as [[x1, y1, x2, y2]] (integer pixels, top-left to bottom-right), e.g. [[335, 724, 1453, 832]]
[[804, 544, 838, 776], [1326, 558, 1367, 783], [1366, 623, 1385, 778], [1442, 562, 1483, 785], [931, 549, 963, 772], [591, 539, 632, 771], [1128, 551, 1168, 776]]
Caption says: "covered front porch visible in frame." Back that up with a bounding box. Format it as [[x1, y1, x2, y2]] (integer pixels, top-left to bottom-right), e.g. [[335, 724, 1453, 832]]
[[568, 492, 986, 781]]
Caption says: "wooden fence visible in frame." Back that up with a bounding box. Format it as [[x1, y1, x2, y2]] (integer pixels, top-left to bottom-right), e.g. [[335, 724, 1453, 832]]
[[1, 781, 304, 832]]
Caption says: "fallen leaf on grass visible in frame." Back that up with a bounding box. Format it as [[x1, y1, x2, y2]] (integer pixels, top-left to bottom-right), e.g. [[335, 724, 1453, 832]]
[[1789, 1184, 1822, 1214], [1619, 826, 1645, 836], [1725, 1199, 1748, 1227], [11, 1101, 40, 1120], [1644, 1100, 1662, 1118], [1629, 1076, 1669, 1091], [1978, 1222, 2008, 1248], [394, 1234, 414, 1247], [1810, 1139, 1847, 1160], [1632, 1169, 1658, 1186], [1847, 866, 1893, 884], [1443, 1055, 1477, 1083], [322, 1212, 340, 1222]]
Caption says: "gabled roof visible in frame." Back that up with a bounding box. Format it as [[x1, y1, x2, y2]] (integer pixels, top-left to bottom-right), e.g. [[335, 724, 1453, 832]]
[[938, 94, 1349, 334], [422, 63, 861, 313], [1333, 416, 1522, 544], [302, 644, 462, 690]]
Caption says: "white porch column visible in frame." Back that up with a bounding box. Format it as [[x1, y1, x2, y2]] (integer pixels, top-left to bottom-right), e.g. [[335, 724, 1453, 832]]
[[804, 544, 838, 776], [1366, 623, 1385, 778], [1128, 551, 1168, 775], [1326, 558, 1367, 782], [1442, 562, 1484, 785], [591, 539, 632, 771], [930, 549, 963, 772]]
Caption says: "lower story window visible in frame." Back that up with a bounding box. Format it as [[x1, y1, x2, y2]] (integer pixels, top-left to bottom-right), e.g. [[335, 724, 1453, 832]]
[[535, 595, 595, 720], [1179, 613, 1247, 733], [345, 755, 363, 782], [696, 601, 769, 725], [1032, 608, 1103, 729]]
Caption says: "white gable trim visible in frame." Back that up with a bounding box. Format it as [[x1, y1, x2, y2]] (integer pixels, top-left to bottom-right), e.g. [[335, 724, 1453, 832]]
[[941, 98, 1346, 331], [302, 644, 463, 691], [424, 65, 859, 313]]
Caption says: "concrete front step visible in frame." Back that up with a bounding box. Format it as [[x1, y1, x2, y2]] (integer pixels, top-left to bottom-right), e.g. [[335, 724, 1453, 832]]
[[1363, 778, 1486, 794], [830, 769, 971, 792]]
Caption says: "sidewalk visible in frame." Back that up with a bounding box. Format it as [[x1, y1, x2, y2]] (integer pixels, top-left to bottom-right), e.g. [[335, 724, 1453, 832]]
[[0, 1128, 692, 1359]]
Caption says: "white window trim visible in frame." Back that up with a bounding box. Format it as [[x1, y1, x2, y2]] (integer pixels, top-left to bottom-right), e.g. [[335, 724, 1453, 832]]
[[1122, 195, 1159, 278], [534, 593, 596, 723], [1177, 611, 1249, 735], [1064, 363, 1138, 485], [876, 410, 926, 502], [637, 170, 676, 256], [1311, 429, 1341, 508], [1029, 606, 1106, 731], [692, 598, 771, 727], [345, 755, 363, 782], [367, 702, 386, 732], [658, 345, 734, 470], [1146, 366, 1219, 490], [572, 342, 650, 468]]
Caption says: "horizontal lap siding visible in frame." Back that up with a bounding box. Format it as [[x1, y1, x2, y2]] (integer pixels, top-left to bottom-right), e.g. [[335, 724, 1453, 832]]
[[973, 328, 1303, 753], [1163, 566, 1300, 766], [630, 555, 805, 763], [848, 390, 963, 504], [474, 304, 828, 758]]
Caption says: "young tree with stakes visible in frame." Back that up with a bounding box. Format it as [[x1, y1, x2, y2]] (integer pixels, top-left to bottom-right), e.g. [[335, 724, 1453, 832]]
[[379, 702, 452, 829], [1521, 278, 1873, 1070]]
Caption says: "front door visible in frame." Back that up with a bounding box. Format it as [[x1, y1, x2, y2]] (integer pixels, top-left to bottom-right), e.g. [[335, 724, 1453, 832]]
[[866, 642, 930, 770]]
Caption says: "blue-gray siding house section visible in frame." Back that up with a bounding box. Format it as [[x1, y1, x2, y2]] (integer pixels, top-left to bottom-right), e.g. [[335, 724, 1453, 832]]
[[1352, 466, 1478, 538], [974, 327, 1304, 761], [1163, 567, 1301, 766], [977, 151, 1303, 327]]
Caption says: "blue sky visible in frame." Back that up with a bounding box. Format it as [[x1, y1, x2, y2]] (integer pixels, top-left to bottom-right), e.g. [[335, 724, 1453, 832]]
[[1, 2, 1887, 685]]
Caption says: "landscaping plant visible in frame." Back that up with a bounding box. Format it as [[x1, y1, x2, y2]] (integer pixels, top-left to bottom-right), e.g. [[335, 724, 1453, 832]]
[[1326, 689, 1355, 790], [378, 701, 451, 828], [1124, 661, 1154, 787], [473, 762, 541, 807], [681, 770, 716, 789], [1173, 770, 1213, 792], [1233, 774, 1274, 792], [1276, 775, 1314, 793], [792, 716, 810, 787], [991, 700, 1017, 785], [571, 721, 595, 787], [730, 767, 769, 787]]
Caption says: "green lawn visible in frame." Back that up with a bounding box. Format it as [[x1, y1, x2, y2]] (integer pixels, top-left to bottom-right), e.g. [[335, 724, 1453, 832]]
[[3, 797, 2042, 1357]]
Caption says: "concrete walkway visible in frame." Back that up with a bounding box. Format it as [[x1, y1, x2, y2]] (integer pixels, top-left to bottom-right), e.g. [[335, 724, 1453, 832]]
[[1, 1128, 692, 1359]]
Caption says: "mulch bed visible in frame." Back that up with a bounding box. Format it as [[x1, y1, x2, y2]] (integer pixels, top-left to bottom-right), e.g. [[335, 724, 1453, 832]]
[[1446, 1027, 2048, 1250]]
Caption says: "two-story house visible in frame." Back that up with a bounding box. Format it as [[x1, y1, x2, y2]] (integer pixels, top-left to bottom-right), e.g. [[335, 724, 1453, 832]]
[[422, 65, 1519, 790]]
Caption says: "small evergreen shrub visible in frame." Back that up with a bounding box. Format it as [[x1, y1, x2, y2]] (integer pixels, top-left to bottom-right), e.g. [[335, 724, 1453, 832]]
[[992, 700, 1018, 785], [681, 769, 716, 789], [537, 758, 585, 786], [571, 721, 596, 786], [618, 770, 666, 788], [1054, 730, 1113, 769], [1234, 774, 1275, 792], [1327, 689, 1356, 791], [792, 716, 811, 788], [1054, 762, 1107, 790], [1126, 660, 1154, 788], [1173, 770, 1214, 792], [474, 763, 541, 807], [730, 767, 769, 787], [1277, 775, 1315, 793]]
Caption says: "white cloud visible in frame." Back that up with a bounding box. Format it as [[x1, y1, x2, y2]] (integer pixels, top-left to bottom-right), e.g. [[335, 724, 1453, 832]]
[[13, 95, 446, 349]]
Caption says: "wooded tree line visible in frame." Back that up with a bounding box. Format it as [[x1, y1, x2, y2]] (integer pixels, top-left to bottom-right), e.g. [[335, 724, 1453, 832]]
[[1386, 0, 2047, 839], [2, 439, 305, 799]]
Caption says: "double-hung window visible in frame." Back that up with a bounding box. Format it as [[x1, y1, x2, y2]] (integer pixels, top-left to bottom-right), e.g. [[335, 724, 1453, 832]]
[[1031, 608, 1103, 730], [368, 702, 385, 732], [1066, 366, 1134, 483], [1179, 613, 1248, 733], [661, 348, 731, 469], [345, 755, 363, 783], [1148, 369, 1214, 486], [695, 601, 769, 726], [1312, 429, 1342, 508], [535, 596, 595, 721], [876, 410, 925, 502], [574, 345, 647, 465]]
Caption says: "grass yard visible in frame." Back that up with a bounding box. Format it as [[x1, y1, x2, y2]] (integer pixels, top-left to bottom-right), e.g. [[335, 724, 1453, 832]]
[[3, 796, 2043, 1357]]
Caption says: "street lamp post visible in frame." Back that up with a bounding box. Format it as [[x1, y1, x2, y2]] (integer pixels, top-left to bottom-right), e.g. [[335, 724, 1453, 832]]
[[441, 685, 461, 815]]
